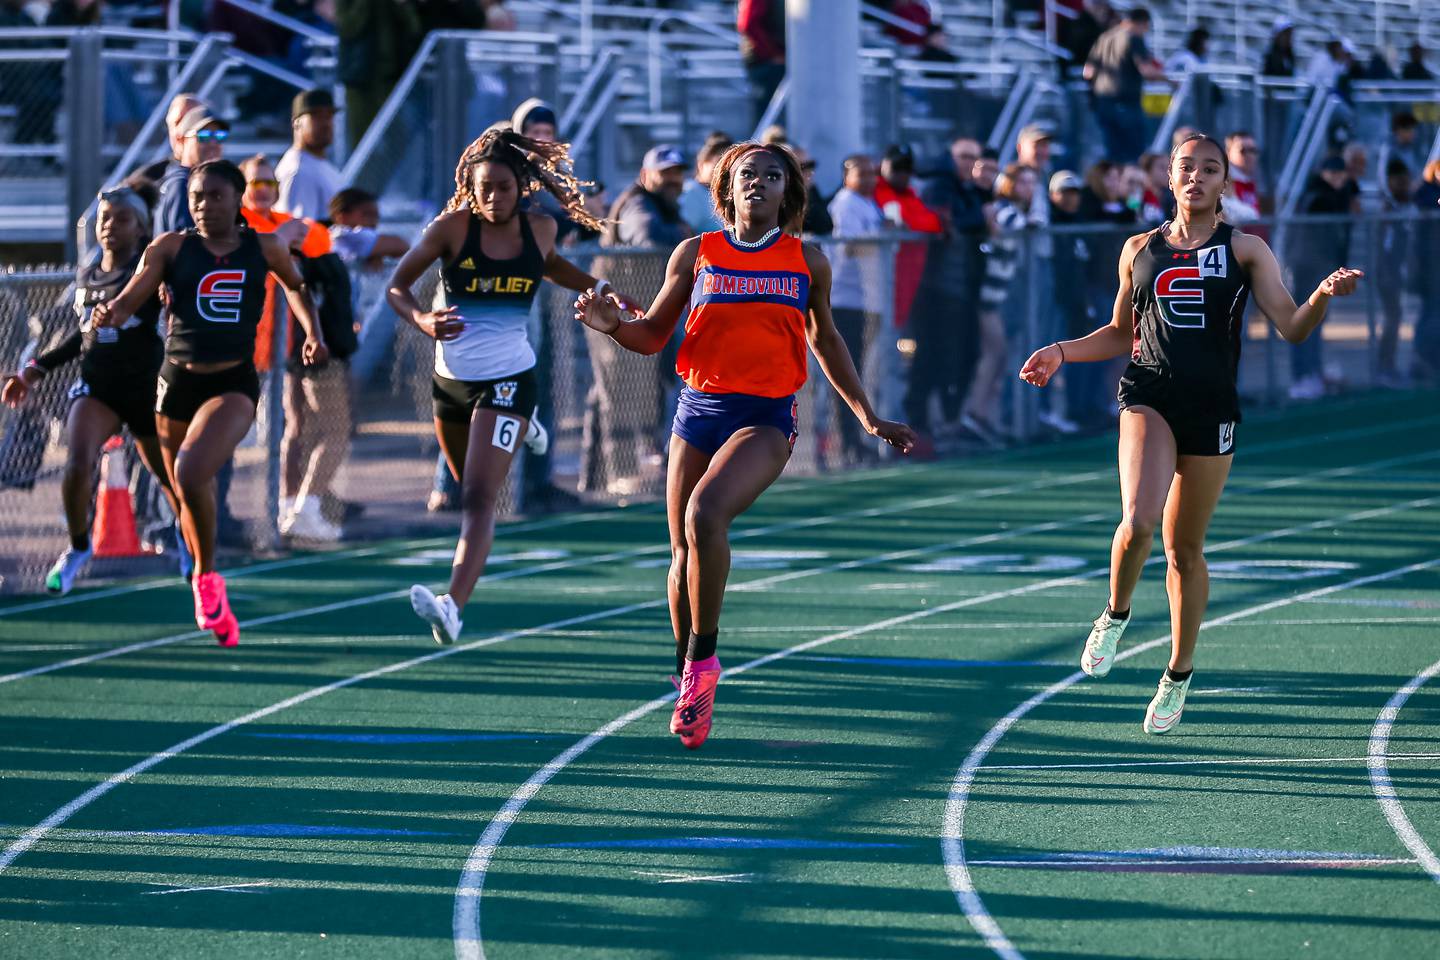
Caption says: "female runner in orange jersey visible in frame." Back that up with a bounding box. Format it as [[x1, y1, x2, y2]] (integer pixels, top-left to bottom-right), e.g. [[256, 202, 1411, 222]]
[[576, 142, 915, 749]]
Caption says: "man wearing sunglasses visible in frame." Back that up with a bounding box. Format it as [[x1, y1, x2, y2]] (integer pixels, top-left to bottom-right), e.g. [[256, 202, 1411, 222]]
[[156, 111, 231, 235]]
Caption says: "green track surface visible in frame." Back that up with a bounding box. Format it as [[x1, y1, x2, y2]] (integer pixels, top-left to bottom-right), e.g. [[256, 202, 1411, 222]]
[[1, 392, 1437, 959]]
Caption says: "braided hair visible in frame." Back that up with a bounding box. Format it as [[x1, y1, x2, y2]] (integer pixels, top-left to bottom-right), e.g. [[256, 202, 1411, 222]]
[[189, 158, 249, 226], [443, 128, 602, 233]]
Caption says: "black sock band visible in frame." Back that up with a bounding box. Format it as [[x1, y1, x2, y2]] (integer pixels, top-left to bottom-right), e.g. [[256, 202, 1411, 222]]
[[71, 534, 90, 552], [1106, 605, 1130, 620], [1164, 667, 1193, 683], [675, 635, 687, 676], [686, 630, 718, 662]]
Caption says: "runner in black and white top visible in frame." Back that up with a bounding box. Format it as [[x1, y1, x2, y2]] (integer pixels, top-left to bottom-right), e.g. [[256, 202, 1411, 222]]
[[1019, 134, 1362, 734], [93, 159, 328, 647], [386, 127, 632, 646], [1, 182, 187, 595]]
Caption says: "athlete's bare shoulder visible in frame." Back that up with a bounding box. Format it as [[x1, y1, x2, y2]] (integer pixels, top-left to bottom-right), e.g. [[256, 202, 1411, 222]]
[[149, 231, 186, 254], [526, 209, 559, 238], [672, 234, 703, 263], [1119, 230, 1152, 271], [800, 239, 830, 271], [1229, 229, 1269, 263]]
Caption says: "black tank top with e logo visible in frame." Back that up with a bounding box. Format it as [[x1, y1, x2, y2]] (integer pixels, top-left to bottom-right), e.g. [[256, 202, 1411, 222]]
[[1121, 222, 1251, 421], [165, 229, 269, 364]]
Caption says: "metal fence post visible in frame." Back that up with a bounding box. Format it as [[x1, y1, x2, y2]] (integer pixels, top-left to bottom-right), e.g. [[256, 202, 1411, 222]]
[[1363, 216, 1379, 389], [432, 35, 469, 209], [1017, 229, 1038, 442], [64, 30, 105, 264], [265, 300, 287, 551]]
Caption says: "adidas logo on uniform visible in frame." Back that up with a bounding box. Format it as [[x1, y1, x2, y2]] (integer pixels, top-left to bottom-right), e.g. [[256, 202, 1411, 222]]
[[459, 257, 476, 270]]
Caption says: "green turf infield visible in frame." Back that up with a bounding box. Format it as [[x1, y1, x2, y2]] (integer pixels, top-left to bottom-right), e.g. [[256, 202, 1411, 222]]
[[1, 391, 1437, 959]]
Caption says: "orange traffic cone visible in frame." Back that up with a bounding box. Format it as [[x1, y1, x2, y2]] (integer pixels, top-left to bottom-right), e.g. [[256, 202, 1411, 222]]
[[93, 436, 144, 558]]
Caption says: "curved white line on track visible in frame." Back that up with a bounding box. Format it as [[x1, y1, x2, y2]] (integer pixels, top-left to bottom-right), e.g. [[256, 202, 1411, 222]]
[[0, 501, 1125, 879], [942, 555, 1440, 960], [450, 497, 1439, 960], [0, 599, 661, 876], [1368, 656, 1440, 884]]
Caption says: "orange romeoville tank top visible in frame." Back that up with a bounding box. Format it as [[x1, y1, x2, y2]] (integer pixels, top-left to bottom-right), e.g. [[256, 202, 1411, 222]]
[[675, 230, 812, 398]]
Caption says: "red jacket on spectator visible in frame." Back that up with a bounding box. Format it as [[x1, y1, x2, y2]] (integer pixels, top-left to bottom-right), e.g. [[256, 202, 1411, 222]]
[[883, 1, 933, 52], [737, 0, 785, 65], [874, 177, 943, 329]]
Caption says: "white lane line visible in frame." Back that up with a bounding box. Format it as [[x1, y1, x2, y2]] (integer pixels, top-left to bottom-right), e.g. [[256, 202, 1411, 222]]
[[7, 435, 1435, 688], [942, 555, 1440, 960], [0, 499, 1137, 880], [142, 881, 272, 896], [632, 871, 757, 884], [1368, 655, 1440, 886], [968, 857, 1417, 868], [0, 446, 1062, 622], [0, 508, 631, 620], [451, 496, 1439, 960], [0, 468, 1109, 687], [980, 753, 1440, 772], [0, 599, 661, 877]]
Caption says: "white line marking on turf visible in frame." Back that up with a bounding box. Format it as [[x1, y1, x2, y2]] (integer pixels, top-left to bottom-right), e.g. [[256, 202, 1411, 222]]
[[0, 468, 1110, 687], [451, 498, 1439, 960], [0, 600, 661, 878], [979, 753, 1440, 772], [0, 501, 1142, 880], [8, 439, 1434, 689], [941, 555, 1440, 960], [0, 510, 638, 620], [142, 881, 271, 895], [1368, 654, 1440, 886], [632, 871, 756, 884], [2, 444, 1433, 933], [967, 857, 1418, 868]]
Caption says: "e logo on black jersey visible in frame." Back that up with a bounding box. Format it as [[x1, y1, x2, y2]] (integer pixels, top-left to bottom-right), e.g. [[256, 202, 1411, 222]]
[[197, 270, 247, 324], [1154, 266, 1205, 329]]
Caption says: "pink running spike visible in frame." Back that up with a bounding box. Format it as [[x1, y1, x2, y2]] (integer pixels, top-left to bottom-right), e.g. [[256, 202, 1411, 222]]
[[194, 572, 232, 632], [669, 658, 721, 750], [214, 610, 240, 648]]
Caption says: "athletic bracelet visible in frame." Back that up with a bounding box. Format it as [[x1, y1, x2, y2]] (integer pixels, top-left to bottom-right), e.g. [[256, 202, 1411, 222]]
[[1053, 342, 1066, 365], [22, 358, 44, 378]]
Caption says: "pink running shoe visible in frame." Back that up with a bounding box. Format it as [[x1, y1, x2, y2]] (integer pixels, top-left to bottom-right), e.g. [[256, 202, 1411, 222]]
[[213, 610, 240, 648], [669, 658, 721, 750], [193, 572, 233, 634]]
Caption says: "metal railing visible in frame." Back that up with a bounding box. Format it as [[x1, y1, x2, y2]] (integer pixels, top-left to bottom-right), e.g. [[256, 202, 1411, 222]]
[[341, 31, 562, 225]]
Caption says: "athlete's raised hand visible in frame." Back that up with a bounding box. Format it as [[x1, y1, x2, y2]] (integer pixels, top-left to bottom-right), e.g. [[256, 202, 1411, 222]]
[[91, 300, 129, 329], [1317, 267, 1364, 298], [302, 336, 329, 367], [415, 305, 463, 342], [868, 417, 918, 454], [574, 288, 622, 335], [1019, 343, 1064, 388], [1, 369, 38, 407]]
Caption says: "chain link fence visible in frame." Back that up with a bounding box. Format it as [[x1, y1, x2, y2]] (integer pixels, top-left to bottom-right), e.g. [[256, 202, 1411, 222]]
[[4, 211, 1437, 593]]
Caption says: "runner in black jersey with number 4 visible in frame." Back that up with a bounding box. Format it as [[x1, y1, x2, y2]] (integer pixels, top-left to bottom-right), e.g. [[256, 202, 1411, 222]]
[[1019, 134, 1362, 734], [2, 182, 188, 595], [94, 159, 328, 647]]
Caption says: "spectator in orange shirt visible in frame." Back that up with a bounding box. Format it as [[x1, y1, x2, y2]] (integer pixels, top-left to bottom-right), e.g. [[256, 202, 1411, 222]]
[[240, 154, 348, 541]]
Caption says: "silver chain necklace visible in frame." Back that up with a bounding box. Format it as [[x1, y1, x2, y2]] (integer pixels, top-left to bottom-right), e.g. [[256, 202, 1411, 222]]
[[728, 226, 780, 249]]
